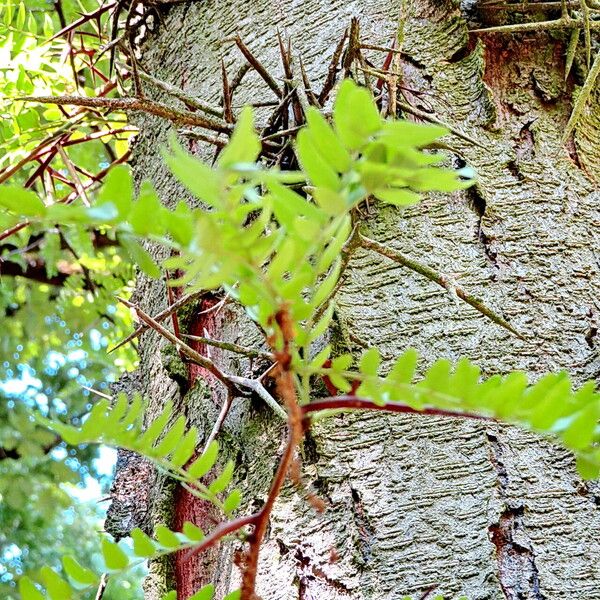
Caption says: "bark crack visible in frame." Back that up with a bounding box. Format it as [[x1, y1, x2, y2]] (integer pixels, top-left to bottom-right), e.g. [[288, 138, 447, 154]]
[[487, 433, 546, 600], [466, 185, 500, 277], [349, 487, 375, 568]]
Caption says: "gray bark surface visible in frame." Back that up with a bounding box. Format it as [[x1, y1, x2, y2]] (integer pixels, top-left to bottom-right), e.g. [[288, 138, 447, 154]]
[[107, 1, 600, 598]]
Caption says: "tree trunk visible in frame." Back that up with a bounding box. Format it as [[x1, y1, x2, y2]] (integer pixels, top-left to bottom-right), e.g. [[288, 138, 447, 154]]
[[107, 1, 600, 598]]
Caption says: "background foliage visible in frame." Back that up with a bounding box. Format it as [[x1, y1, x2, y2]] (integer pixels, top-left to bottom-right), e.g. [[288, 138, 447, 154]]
[[1, 0, 138, 597]]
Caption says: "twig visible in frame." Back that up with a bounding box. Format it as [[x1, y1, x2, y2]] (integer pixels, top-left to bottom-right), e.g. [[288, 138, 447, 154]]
[[394, 98, 485, 148], [81, 385, 113, 400], [301, 396, 493, 421], [94, 573, 109, 600], [562, 48, 600, 142], [470, 17, 600, 34], [56, 226, 96, 291], [57, 145, 91, 206], [108, 289, 206, 352], [359, 234, 524, 339], [261, 125, 303, 141], [182, 334, 274, 360], [19, 96, 232, 133], [0, 221, 30, 244], [179, 130, 227, 147], [182, 513, 258, 563], [50, 1, 117, 41], [122, 63, 224, 118]]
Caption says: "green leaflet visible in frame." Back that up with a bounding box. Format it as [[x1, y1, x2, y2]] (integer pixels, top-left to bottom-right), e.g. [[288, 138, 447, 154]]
[[218, 106, 260, 167], [0, 185, 46, 216], [333, 78, 381, 150], [61, 556, 98, 587], [188, 441, 220, 479], [101, 538, 129, 571]]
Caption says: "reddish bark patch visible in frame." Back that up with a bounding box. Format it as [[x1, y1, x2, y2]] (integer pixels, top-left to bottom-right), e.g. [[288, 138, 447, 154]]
[[173, 296, 224, 598], [185, 296, 221, 388], [173, 484, 221, 598]]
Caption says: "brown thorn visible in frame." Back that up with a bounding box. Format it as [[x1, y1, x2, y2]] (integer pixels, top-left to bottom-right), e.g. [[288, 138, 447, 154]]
[[299, 57, 321, 108], [221, 59, 234, 123], [318, 27, 348, 105], [165, 270, 181, 342], [234, 35, 282, 98], [202, 391, 235, 453], [57, 145, 91, 206], [108, 289, 206, 353]]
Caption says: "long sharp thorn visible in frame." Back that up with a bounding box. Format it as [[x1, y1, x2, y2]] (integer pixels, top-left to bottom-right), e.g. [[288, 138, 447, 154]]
[[221, 60, 234, 123], [299, 57, 321, 107], [234, 35, 282, 98], [318, 28, 348, 105]]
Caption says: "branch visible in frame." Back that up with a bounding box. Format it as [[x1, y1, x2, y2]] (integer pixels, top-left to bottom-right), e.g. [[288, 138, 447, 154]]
[[359, 233, 524, 339], [181, 333, 274, 360], [301, 395, 493, 421], [0, 256, 84, 287], [120, 63, 224, 118], [108, 289, 206, 352], [479, 1, 581, 11], [94, 574, 108, 600], [116, 296, 232, 384], [19, 96, 233, 133], [241, 366, 303, 597], [116, 298, 287, 420], [470, 17, 600, 34]]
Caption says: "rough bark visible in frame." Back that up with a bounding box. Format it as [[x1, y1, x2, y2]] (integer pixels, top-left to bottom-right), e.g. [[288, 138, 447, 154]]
[[107, 1, 600, 598]]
